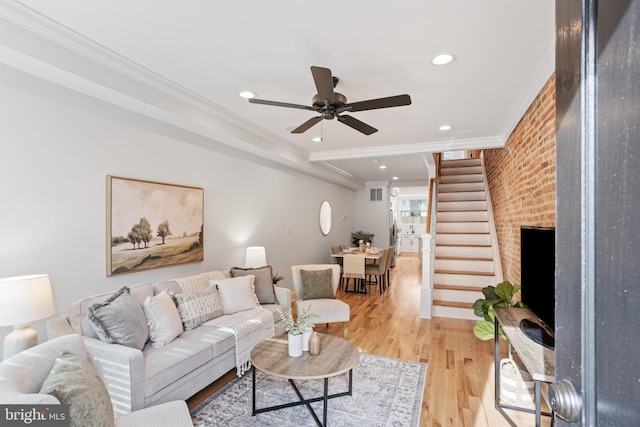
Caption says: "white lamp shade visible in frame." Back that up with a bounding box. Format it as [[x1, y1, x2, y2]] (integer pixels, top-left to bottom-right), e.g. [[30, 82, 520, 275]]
[[0, 274, 56, 326], [245, 246, 267, 268]]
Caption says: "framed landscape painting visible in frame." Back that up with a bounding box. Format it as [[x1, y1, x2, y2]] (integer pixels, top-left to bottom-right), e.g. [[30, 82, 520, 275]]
[[107, 176, 204, 276]]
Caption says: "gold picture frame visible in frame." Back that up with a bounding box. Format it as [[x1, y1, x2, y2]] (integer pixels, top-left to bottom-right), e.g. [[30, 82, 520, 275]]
[[106, 176, 204, 276]]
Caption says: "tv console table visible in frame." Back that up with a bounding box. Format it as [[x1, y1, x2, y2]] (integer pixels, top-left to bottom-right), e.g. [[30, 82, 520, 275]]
[[493, 307, 555, 427]]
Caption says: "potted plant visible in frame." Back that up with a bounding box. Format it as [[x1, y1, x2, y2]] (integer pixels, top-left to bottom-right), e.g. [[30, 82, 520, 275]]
[[275, 305, 318, 357], [271, 271, 284, 285], [472, 281, 525, 340], [351, 231, 374, 247]]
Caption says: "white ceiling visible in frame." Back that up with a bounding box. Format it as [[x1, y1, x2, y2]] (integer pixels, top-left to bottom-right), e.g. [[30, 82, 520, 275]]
[[3, 1, 555, 189]]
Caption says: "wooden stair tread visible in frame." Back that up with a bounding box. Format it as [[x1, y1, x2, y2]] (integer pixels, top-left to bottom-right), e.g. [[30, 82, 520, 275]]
[[434, 284, 485, 292], [435, 244, 492, 248], [435, 256, 493, 261], [434, 270, 495, 276], [432, 300, 474, 309]]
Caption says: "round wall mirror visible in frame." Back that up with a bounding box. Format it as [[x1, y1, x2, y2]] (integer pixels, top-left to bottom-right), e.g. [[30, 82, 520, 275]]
[[319, 201, 332, 236]]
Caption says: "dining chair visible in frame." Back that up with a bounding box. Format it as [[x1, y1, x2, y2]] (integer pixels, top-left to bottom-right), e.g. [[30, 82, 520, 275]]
[[342, 253, 366, 294], [385, 246, 394, 289], [364, 247, 391, 293], [331, 245, 344, 288]]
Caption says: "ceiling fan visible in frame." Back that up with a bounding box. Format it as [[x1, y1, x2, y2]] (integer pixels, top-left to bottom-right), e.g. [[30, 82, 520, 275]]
[[248, 66, 412, 135]]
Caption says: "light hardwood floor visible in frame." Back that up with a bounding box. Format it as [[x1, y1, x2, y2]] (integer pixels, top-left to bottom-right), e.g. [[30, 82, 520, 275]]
[[188, 254, 551, 426]]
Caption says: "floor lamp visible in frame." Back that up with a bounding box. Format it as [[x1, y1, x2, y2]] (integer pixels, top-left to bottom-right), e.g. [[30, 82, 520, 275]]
[[0, 274, 56, 360]]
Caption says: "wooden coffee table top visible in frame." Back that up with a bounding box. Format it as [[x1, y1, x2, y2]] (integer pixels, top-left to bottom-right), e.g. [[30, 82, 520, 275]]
[[251, 333, 360, 381]]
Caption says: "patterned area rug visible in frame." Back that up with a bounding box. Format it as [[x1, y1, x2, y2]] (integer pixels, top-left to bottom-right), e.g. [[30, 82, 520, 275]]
[[191, 353, 427, 427]]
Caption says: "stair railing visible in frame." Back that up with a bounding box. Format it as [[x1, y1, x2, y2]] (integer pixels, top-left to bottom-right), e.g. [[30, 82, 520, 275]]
[[426, 153, 442, 234]]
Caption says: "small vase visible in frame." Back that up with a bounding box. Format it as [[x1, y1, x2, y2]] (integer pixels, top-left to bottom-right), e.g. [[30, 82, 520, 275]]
[[302, 327, 313, 351], [309, 332, 321, 356], [288, 332, 303, 357]]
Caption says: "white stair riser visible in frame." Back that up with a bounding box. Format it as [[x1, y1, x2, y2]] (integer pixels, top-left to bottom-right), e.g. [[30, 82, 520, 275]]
[[436, 233, 492, 246], [442, 158, 481, 168], [437, 222, 490, 234], [439, 182, 485, 192], [434, 273, 496, 287], [432, 305, 478, 321], [438, 191, 486, 202], [434, 289, 484, 303], [435, 259, 494, 273], [438, 201, 487, 211], [440, 174, 483, 184], [436, 245, 493, 259], [438, 211, 488, 222]]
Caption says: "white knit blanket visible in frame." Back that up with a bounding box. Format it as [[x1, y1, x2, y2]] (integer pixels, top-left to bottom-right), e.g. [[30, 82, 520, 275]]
[[207, 307, 274, 376]]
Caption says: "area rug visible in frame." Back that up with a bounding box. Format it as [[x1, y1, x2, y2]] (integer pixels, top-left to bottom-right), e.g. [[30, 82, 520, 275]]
[[191, 353, 427, 427]]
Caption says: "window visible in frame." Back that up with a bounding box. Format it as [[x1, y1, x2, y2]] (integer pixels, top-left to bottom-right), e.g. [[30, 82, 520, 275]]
[[400, 199, 427, 224]]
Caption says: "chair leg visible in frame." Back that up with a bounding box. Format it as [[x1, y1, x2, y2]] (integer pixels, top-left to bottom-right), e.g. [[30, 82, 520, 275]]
[[343, 322, 349, 339]]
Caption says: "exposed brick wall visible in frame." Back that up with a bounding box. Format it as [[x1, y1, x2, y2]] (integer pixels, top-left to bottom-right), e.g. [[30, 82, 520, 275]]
[[483, 74, 556, 286]]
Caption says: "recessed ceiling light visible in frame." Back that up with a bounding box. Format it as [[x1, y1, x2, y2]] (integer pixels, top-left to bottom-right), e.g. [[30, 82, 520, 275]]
[[379, 165, 387, 169], [239, 91, 256, 99], [431, 53, 456, 66], [439, 124, 452, 131], [312, 136, 322, 142], [392, 176, 399, 180]]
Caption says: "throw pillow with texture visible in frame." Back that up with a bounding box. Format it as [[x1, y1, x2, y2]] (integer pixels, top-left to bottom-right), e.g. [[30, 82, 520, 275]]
[[88, 286, 148, 350], [230, 265, 277, 304], [143, 290, 184, 348], [39, 350, 115, 427], [172, 285, 223, 330], [301, 268, 335, 300], [210, 275, 260, 315]]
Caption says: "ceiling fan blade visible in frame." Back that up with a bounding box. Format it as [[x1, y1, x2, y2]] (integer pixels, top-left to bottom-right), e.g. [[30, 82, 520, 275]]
[[337, 115, 378, 135], [291, 116, 323, 133], [339, 94, 412, 113], [310, 66, 336, 104], [249, 98, 315, 111]]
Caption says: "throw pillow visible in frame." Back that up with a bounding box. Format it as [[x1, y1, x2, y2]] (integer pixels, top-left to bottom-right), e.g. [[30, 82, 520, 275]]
[[210, 276, 260, 315], [172, 285, 223, 330], [143, 290, 184, 348], [39, 350, 115, 427], [88, 286, 148, 350], [230, 265, 277, 304], [301, 269, 335, 300]]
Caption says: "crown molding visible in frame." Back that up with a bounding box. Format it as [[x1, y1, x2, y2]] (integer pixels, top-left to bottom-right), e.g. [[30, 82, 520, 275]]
[[308, 136, 504, 162]]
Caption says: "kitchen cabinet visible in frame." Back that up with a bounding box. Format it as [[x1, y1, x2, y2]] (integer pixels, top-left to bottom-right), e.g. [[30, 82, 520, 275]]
[[401, 234, 420, 253]]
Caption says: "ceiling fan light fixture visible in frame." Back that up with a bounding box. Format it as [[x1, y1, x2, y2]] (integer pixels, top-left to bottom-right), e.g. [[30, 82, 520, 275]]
[[238, 91, 256, 99], [431, 53, 456, 66]]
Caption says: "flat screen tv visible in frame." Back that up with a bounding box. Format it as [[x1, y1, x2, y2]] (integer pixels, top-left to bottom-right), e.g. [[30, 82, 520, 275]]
[[519, 226, 555, 349]]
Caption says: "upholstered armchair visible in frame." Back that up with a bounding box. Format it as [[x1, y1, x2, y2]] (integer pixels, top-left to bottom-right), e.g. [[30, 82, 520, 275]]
[[0, 334, 192, 427], [291, 264, 350, 338]]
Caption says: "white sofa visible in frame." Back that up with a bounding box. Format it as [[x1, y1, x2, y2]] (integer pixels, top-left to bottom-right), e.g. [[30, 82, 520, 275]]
[[47, 269, 291, 415], [0, 334, 193, 427]]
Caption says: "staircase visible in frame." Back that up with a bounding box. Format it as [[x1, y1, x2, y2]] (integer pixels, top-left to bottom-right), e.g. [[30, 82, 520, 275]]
[[432, 158, 499, 320]]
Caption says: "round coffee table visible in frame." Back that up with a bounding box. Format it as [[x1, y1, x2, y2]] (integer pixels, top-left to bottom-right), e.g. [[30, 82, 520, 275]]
[[250, 333, 359, 426]]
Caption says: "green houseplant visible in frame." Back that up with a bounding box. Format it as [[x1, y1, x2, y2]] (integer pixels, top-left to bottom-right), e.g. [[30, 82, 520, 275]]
[[472, 281, 525, 340], [351, 231, 374, 247], [271, 271, 284, 285]]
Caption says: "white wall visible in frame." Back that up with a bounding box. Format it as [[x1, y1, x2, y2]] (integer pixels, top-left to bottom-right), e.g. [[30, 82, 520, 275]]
[[0, 68, 356, 349], [355, 181, 390, 248]]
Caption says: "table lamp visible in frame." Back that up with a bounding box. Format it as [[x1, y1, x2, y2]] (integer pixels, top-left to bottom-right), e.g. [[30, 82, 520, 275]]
[[245, 246, 267, 268], [0, 274, 56, 360]]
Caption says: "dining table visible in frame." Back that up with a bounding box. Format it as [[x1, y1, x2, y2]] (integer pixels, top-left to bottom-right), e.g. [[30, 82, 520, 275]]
[[331, 249, 383, 294]]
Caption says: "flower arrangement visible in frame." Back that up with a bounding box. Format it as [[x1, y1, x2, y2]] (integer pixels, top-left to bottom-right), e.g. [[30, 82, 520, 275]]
[[275, 305, 317, 335]]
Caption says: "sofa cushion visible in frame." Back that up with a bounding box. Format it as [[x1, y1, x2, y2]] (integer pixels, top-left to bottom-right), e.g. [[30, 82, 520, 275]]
[[68, 283, 154, 339], [211, 276, 260, 315], [143, 290, 183, 348], [143, 337, 212, 397], [88, 286, 149, 350], [230, 266, 277, 304], [39, 350, 115, 427], [178, 324, 235, 357], [301, 269, 335, 300], [172, 286, 223, 330], [173, 271, 226, 292]]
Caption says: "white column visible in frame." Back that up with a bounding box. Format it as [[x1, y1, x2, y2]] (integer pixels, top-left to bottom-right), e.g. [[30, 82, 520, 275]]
[[419, 233, 434, 318]]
